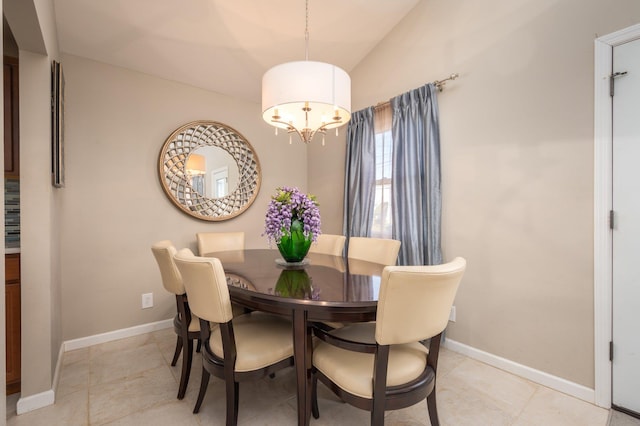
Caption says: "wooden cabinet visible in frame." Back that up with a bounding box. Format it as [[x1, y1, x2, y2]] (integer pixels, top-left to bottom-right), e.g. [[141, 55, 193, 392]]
[[4, 56, 19, 178], [5, 253, 20, 394], [4, 26, 21, 395]]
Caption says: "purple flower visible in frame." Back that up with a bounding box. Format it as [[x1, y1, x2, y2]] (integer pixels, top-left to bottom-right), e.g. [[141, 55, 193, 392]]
[[263, 187, 322, 246]]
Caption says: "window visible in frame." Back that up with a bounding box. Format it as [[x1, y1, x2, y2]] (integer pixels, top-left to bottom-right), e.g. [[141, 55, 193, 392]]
[[371, 104, 393, 238], [211, 167, 229, 198]]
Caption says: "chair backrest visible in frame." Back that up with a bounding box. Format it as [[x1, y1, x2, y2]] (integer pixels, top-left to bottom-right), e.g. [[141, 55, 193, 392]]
[[151, 240, 185, 295], [309, 234, 346, 256], [196, 232, 245, 256], [347, 237, 401, 265], [174, 248, 233, 324], [375, 257, 466, 345]]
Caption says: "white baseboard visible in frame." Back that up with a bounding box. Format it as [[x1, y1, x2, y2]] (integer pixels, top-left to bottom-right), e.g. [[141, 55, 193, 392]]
[[64, 318, 173, 352], [16, 390, 55, 415], [444, 338, 595, 404]]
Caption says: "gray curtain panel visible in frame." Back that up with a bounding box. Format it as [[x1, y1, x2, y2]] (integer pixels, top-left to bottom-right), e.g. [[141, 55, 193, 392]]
[[391, 84, 442, 266], [343, 107, 376, 244]]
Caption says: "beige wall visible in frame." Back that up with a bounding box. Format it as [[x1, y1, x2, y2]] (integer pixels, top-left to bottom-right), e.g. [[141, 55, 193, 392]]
[[310, 0, 640, 388], [307, 131, 345, 234], [33, 0, 63, 393], [19, 49, 56, 398], [59, 54, 308, 340]]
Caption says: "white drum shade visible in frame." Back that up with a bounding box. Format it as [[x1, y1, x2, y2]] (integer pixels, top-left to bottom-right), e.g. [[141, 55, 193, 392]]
[[262, 61, 351, 135]]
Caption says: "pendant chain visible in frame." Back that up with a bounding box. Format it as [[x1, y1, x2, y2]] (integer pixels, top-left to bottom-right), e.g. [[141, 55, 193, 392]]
[[304, 0, 309, 61]]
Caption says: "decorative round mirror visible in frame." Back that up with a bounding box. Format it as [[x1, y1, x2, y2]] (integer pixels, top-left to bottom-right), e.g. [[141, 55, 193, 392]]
[[159, 121, 261, 221]]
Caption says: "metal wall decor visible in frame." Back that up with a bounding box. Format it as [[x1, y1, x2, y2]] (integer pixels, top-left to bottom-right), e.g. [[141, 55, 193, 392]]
[[158, 121, 261, 221], [52, 60, 65, 187]]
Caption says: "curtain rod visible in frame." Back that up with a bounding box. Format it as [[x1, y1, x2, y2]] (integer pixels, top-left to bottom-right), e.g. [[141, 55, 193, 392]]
[[433, 73, 459, 91], [374, 73, 459, 108]]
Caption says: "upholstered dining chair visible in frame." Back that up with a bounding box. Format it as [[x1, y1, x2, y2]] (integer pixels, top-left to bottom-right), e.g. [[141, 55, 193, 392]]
[[151, 240, 201, 400], [311, 257, 467, 426], [196, 231, 245, 256], [173, 248, 295, 424], [309, 234, 347, 256], [347, 237, 401, 266]]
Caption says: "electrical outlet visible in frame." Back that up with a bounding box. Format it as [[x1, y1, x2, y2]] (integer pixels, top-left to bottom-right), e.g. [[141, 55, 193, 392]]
[[141, 293, 153, 309], [449, 306, 456, 322]]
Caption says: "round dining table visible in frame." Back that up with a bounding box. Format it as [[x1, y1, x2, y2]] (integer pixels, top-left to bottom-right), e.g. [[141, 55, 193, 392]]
[[205, 249, 385, 426]]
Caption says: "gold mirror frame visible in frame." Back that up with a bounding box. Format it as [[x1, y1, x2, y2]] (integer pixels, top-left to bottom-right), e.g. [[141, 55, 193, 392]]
[[159, 121, 261, 221]]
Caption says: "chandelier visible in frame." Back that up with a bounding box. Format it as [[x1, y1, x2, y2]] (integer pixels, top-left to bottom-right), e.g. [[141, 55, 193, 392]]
[[261, 0, 351, 145]]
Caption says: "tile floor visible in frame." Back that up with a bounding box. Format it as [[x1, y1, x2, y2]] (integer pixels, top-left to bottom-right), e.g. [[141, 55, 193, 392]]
[[5, 328, 616, 425], [610, 411, 640, 426]]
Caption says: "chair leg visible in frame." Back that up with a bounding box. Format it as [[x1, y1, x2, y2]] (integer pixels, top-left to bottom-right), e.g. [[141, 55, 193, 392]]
[[427, 391, 440, 426], [177, 337, 194, 399], [193, 367, 211, 414], [171, 335, 183, 366], [371, 398, 385, 426], [196, 338, 202, 353], [311, 373, 320, 419], [225, 380, 239, 426]]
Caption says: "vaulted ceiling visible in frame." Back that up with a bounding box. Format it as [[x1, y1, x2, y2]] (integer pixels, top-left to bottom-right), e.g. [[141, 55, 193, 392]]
[[53, 0, 419, 102]]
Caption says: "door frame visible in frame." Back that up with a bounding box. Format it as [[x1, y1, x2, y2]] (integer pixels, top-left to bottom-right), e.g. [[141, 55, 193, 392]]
[[594, 23, 640, 409]]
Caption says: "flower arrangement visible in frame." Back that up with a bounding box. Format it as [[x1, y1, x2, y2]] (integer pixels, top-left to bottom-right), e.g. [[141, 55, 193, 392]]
[[263, 186, 321, 246]]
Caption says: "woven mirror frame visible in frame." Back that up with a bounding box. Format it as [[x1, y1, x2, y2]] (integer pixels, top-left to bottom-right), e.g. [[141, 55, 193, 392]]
[[159, 121, 261, 221]]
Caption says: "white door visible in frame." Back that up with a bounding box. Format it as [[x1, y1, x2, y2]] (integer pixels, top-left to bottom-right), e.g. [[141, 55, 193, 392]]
[[612, 37, 640, 415]]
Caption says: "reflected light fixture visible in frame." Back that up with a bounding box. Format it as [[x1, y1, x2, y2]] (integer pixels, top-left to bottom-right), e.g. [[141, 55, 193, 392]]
[[261, 0, 351, 145], [185, 153, 206, 176]]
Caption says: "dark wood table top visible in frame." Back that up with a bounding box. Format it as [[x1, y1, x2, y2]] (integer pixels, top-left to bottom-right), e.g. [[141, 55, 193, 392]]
[[206, 249, 384, 322]]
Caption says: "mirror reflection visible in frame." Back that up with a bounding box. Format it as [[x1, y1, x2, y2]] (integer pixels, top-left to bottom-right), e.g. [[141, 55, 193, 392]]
[[186, 147, 240, 198]]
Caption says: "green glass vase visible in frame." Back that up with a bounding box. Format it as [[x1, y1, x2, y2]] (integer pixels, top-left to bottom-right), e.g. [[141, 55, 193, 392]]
[[277, 219, 312, 263]]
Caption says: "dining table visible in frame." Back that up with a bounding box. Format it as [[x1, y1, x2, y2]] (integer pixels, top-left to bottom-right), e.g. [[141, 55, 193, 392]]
[[204, 248, 385, 426]]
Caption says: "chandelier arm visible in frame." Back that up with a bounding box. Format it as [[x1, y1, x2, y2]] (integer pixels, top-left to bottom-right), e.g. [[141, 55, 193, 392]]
[[268, 117, 340, 144], [268, 119, 307, 142]]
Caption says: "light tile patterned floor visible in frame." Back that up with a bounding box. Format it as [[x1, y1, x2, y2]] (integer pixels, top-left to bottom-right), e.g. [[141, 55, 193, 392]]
[[6, 328, 613, 425], [609, 411, 640, 426]]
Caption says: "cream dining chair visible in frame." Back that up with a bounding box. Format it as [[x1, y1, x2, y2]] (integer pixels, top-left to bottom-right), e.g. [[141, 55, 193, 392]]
[[308, 234, 347, 257], [150, 240, 201, 400], [347, 237, 401, 266], [195, 231, 245, 256], [314, 236, 400, 332], [311, 257, 467, 426], [173, 248, 295, 424], [196, 231, 248, 317]]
